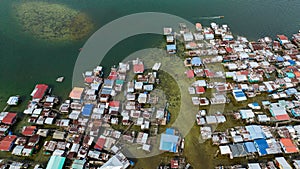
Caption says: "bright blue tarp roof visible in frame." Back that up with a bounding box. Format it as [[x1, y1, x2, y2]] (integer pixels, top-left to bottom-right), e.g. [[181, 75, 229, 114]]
[[82, 104, 94, 116], [254, 139, 269, 156]]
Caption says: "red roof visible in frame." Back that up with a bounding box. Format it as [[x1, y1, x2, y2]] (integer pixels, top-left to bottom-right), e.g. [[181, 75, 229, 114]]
[[133, 64, 144, 73], [109, 101, 120, 108], [204, 69, 214, 77], [170, 160, 179, 169], [0, 135, 17, 151], [240, 70, 249, 75], [2, 113, 17, 125], [294, 71, 300, 78], [108, 71, 117, 80], [22, 126, 37, 136], [277, 35, 288, 40], [225, 47, 233, 53], [280, 138, 298, 153], [94, 137, 106, 150], [186, 70, 194, 78], [196, 86, 205, 94], [84, 77, 94, 83], [32, 84, 48, 99], [275, 114, 290, 121]]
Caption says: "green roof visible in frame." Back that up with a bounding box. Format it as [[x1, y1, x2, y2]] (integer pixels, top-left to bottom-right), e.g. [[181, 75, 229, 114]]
[[46, 156, 66, 169]]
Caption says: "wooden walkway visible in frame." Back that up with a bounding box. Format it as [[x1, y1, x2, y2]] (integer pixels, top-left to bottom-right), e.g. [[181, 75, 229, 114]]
[[2, 105, 9, 112]]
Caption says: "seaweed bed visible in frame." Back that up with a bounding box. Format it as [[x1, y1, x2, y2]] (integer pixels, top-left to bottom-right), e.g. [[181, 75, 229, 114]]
[[14, 1, 94, 41]]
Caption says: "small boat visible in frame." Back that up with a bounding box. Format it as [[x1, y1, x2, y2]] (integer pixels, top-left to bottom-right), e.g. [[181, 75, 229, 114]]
[[56, 77, 64, 82], [7, 95, 20, 106]]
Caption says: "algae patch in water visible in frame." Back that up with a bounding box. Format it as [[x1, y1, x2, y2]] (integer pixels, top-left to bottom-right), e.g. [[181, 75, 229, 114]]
[[14, 2, 94, 41]]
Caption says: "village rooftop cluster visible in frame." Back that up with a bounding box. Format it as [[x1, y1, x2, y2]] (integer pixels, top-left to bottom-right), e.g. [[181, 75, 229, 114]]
[[0, 20, 300, 169], [164, 21, 300, 169]]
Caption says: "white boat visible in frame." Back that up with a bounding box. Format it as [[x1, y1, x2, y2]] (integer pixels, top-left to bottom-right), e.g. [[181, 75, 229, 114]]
[[7, 96, 19, 106], [56, 77, 64, 82]]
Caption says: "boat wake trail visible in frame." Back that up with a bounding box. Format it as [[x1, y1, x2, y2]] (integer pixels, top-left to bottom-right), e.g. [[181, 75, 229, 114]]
[[195, 16, 224, 20]]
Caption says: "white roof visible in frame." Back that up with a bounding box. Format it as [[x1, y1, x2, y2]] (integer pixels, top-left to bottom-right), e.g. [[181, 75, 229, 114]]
[[235, 75, 247, 82], [69, 110, 80, 120], [0, 112, 8, 120], [70, 143, 80, 153], [156, 109, 164, 119], [219, 145, 231, 155], [33, 108, 42, 115], [52, 149, 65, 156], [141, 133, 148, 144], [45, 97, 55, 103], [12, 145, 24, 156], [135, 82, 143, 90], [192, 80, 207, 87], [136, 117, 144, 126], [249, 62, 259, 68], [206, 116, 217, 124], [275, 157, 292, 169], [138, 93, 147, 104], [248, 163, 261, 169], [227, 63, 238, 70], [183, 32, 194, 41], [44, 118, 54, 125], [152, 63, 161, 71], [257, 115, 270, 122], [240, 109, 254, 119], [239, 52, 249, 59]]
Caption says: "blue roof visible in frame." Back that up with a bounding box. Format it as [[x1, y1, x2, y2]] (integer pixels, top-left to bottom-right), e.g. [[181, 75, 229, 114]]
[[288, 60, 296, 65], [244, 142, 257, 153], [166, 44, 176, 51], [191, 57, 202, 66], [277, 56, 284, 62], [286, 88, 297, 96], [101, 87, 112, 95], [252, 102, 259, 106], [82, 104, 94, 116], [159, 133, 179, 152], [254, 139, 269, 156], [234, 91, 246, 97], [166, 128, 175, 135], [104, 79, 114, 86], [245, 125, 265, 140]]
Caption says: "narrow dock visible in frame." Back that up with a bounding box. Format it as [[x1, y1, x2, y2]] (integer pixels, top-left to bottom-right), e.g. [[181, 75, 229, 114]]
[[2, 105, 9, 112]]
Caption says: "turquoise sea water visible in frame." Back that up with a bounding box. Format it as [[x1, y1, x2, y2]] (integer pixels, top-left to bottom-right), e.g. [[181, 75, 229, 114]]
[[0, 0, 299, 110]]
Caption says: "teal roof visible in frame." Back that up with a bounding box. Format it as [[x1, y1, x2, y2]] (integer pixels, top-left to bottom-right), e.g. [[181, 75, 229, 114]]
[[46, 156, 66, 169], [286, 72, 295, 78], [116, 79, 124, 85]]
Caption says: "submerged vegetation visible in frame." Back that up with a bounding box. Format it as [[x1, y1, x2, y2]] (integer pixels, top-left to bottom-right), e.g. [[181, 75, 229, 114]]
[[14, 2, 94, 41]]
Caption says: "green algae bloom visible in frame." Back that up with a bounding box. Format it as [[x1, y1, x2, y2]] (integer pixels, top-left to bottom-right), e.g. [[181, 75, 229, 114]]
[[14, 2, 94, 41]]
